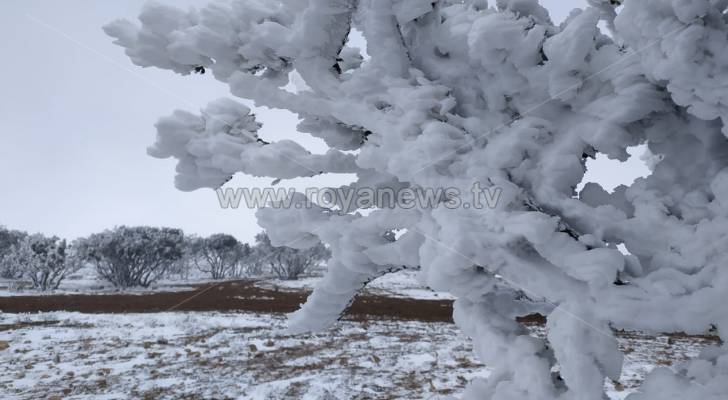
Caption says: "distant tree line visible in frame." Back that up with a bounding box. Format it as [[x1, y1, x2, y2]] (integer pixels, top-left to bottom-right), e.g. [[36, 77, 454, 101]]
[[0, 225, 330, 291]]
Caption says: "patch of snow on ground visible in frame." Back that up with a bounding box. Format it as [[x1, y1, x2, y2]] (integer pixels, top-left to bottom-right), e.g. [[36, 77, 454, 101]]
[[0, 312, 715, 399], [0, 312, 481, 399], [258, 270, 456, 300]]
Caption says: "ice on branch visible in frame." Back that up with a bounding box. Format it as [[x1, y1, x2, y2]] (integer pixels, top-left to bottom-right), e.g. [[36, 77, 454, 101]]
[[149, 98, 358, 190], [109, 0, 728, 398]]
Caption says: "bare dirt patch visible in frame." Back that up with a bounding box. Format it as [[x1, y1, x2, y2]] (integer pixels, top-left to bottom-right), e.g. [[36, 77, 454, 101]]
[[0, 280, 454, 323]]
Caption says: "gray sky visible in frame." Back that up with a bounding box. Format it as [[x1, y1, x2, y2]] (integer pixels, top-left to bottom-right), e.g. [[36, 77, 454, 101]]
[[0, 0, 644, 243]]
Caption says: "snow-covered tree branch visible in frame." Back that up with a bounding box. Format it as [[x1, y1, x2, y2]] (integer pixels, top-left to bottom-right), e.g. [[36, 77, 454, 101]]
[[108, 0, 728, 398]]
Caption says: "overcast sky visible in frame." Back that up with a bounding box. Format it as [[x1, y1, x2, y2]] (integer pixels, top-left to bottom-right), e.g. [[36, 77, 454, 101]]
[[0, 0, 645, 243]]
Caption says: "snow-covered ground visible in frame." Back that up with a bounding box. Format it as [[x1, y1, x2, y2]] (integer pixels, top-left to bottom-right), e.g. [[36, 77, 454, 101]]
[[0, 312, 481, 399], [257, 269, 456, 300], [0, 270, 717, 399], [0, 312, 715, 399]]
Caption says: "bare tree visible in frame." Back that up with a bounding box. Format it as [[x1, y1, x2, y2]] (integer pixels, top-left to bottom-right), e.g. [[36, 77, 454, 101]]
[[254, 232, 330, 280], [77, 226, 184, 288]]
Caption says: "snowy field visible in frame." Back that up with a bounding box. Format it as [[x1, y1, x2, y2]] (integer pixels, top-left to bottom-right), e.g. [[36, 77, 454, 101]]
[[256, 270, 456, 300], [0, 312, 717, 399], [1, 312, 481, 399]]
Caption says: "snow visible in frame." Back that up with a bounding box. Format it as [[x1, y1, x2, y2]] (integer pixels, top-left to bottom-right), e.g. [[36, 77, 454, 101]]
[[255, 275, 320, 291], [366, 269, 457, 300], [0, 311, 715, 400], [0, 312, 481, 399], [256, 269, 456, 300]]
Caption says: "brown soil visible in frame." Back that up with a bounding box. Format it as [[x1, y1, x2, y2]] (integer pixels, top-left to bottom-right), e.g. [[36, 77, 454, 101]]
[[0, 280, 458, 323]]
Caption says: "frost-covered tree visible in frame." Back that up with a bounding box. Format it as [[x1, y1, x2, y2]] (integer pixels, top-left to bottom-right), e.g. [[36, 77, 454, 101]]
[[164, 235, 197, 280], [3, 234, 82, 291], [108, 0, 728, 398], [0, 227, 28, 279], [27, 236, 84, 291], [78, 226, 184, 288], [232, 242, 255, 277], [190, 233, 249, 279], [253, 232, 330, 280], [240, 245, 267, 277]]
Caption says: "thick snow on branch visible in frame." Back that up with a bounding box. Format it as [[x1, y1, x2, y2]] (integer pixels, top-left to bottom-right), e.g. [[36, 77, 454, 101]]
[[149, 98, 358, 190], [109, 0, 728, 398]]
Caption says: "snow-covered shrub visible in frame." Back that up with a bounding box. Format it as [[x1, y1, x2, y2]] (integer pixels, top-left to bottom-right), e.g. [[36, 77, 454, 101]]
[[164, 236, 197, 280], [232, 242, 255, 277], [108, 0, 728, 398], [0, 227, 28, 279], [77, 226, 184, 288], [241, 244, 270, 277], [253, 232, 330, 281], [190, 233, 250, 279], [3, 234, 82, 291]]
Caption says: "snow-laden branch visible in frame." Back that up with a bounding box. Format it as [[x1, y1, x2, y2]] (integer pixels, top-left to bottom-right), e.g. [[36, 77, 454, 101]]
[[108, 0, 728, 398]]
